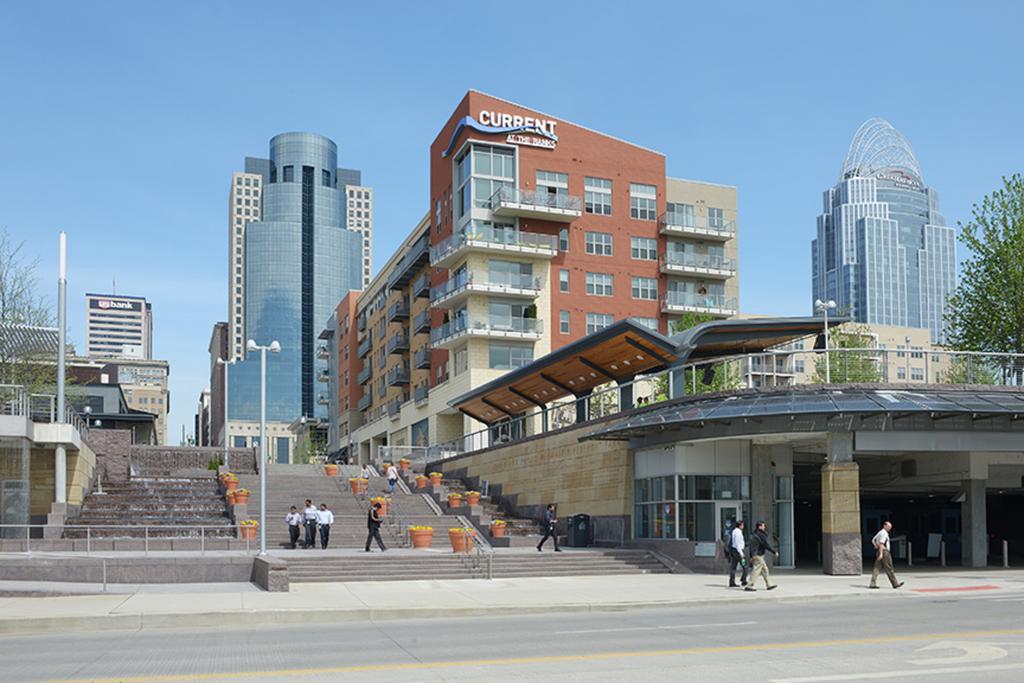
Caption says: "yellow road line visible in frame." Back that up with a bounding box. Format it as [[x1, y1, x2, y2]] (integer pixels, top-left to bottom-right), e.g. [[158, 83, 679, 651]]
[[49, 627, 1024, 683]]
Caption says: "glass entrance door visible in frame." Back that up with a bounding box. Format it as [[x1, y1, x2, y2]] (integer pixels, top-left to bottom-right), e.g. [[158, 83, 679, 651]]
[[718, 503, 740, 546]]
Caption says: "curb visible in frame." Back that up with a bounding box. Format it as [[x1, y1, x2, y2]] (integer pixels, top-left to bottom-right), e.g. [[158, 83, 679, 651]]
[[0, 590, 881, 636]]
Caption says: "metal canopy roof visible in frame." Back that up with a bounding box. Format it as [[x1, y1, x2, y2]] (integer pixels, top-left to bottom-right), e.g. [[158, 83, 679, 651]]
[[449, 316, 846, 425], [0, 323, 59, 360], [585, 386, 1024, 441]]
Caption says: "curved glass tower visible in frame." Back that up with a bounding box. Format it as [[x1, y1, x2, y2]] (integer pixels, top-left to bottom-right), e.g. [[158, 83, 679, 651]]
[[811, 118, 956, 343], [229, 133, 362, 422]]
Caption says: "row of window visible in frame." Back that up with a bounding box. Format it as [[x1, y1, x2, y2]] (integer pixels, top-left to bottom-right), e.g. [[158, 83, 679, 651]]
[[556, 312, 658, 335], [557, 271, 661, 300]]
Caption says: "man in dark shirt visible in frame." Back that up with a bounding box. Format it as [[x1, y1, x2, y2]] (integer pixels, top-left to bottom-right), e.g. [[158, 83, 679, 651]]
[[365, 501, 386, 552], [745, 521, 779, 592], [537, 503, 561, 552]]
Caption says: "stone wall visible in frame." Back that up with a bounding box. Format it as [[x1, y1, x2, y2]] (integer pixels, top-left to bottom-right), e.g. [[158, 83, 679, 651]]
[[435, 419, 632, 530], [87, 429, 132, 482], [130, 445, 257, 476]]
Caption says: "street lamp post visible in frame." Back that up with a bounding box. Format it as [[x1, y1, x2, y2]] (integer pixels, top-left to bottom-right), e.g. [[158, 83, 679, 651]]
[[55, 232, 67, 505], [216, 358, 236, 469], [246, 339, 280, 556], [815, 299, 837, 384]]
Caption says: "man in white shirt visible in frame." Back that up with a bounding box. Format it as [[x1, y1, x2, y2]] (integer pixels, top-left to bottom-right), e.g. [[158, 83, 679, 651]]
[[386, 463, 399, 494], [285, 506, 303, 550], [728, 520, 748, 588], [303, 499, 318, 550], [869, 521, 904, 589], [317, 503, 334, 550]]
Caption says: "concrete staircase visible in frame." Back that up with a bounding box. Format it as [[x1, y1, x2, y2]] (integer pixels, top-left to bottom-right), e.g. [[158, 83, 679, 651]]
[[64, 477, 232, 538], [285, 548, 671, 583]]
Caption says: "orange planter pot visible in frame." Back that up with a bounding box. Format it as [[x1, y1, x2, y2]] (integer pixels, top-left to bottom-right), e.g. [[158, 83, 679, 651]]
[[399, 460, 410, 472], [324, 464, 339, 477], [240, 526, 257, 541], [233, 493, 250, 505], [465, 493, 481, 506], [429, 475, 443, 486], [371, 500, 389, 515], [225, 491, 236, 504], [225, 480, 239, 492], [409, 529, 434, 549], [415, 477, 428, 490], [447, 495, 463, 508], [448, 529, 474, 553], [349, 479, 368, 494], [490, 524, 507, 538]]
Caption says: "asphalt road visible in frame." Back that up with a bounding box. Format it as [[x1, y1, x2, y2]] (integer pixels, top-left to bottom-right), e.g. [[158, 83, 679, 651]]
[[4, 589, 1024, 682]]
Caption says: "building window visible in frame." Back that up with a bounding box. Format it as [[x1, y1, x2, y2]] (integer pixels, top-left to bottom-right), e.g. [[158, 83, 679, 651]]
[[631, 237, 657, 260], [586, 313, 614, 334], [584, 177, 612, 215], [559, 269, 570, 292], [630, 183, 657, 221], [665, 202, 694, 227], [708, 207, 724, 228], [911, 346, 924, 359], [585, 272, 613, 296], [911, 367, 924, 381], [632, 277, 658, 300], [282, 165, 294, 183], [559, 228, 569, 252], [794, 359, 805, 373], [489, 343, 534, 370], [559, 310, 570, 334], [585, 231, 613, 256], [488, 259, 533, 288], [632, 317, 658, 332], [897, 367, 906, 380], [466, 144, 515, 212], [536, 170, 568, 198], [322, 169, 331, 187]]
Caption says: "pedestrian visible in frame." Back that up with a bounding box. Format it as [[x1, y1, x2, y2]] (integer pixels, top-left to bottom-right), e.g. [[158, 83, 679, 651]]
[[869, 521, 904, 589], [285, 505, 303, 550], [317, 503, 334, 550], [303, 499, 318, 549], [365, 501, 387, 552], [745, 521, 779, 592], [728, 520, 748, 587], [537, 503, 561, 552], [386, 462, 399, 493], [361, 463, 370, 479]]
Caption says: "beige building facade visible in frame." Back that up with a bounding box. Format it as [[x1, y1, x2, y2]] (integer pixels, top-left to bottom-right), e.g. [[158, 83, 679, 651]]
[[227, 172, 263, 361]]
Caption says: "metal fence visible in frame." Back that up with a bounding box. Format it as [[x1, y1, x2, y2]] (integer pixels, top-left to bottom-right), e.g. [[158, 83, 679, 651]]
[[0, 524, 257, 554], [0, 383, 90, 435]]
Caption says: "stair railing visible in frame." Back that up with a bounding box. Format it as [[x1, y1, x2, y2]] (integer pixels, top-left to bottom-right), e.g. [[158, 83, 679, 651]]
[[456, 514, 493, 580]]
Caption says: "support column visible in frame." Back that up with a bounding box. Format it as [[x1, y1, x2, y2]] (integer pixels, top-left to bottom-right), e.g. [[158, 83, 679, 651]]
[[961, 479, 987, 568], [575, 391, 591, 423], [54, 445, 67, 504], [821, 432, 861, 575], [751, 445, 773, 529], [618, 381, 634, 411]]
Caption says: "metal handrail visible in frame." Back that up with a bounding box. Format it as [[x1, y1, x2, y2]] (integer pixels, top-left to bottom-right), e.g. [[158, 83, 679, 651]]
[[455, 515, 494, 579], [0, 523, 256, 555]]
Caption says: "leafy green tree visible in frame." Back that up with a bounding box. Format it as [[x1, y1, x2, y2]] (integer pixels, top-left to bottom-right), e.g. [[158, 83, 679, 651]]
[[668, 312, 742, 395], [945, 174, 1024, 383], [942, 355, 1000, 385], [813, 324, 882, 383]]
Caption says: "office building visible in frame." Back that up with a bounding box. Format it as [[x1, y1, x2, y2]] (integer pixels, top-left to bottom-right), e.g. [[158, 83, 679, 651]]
[[227, 172, 263, 361], [325, 91, 740, 463], [226, 132, 363, 462], [812, 118, 956, 343], [338, 168, 373, 289], [85, 293, 152, 359], [66, 356, 169, 444]]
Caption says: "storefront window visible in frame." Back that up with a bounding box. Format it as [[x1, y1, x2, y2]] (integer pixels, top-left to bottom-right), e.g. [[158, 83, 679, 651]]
[[634, 474, 751, 541]]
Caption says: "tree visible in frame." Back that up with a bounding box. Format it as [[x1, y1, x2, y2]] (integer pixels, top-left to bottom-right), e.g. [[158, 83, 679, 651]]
[[669, 312, 742, 395], [0, 229, 56, 389], [814, 324, 882, 383], [942, 355, 1000, 385], [945, 174, 1024, 383]]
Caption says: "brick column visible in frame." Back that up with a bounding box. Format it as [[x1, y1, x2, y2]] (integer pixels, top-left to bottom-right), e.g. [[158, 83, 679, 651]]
[[821, 433, 861, 575]]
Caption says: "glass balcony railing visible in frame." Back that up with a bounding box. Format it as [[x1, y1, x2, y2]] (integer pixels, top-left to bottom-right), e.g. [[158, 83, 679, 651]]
[[430, 316, 543, 344], [430, 272, 542, 301], [659, 212, 737, 236], [430, 225, 558, 264], [413, 347, 432, 369], [489, 186, 582, 213], [357, 365, 372, 385], [661, 252, 737, 273], [664, 291, 737, 312], [386, 365, 411, 386]]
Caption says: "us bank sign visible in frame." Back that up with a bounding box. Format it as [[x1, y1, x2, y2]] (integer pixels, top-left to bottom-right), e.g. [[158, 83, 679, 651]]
[[442, 110, 559, 157]]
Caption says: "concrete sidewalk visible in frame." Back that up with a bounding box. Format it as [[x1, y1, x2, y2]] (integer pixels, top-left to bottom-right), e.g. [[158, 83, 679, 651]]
[[2, 568, 1023, 635]]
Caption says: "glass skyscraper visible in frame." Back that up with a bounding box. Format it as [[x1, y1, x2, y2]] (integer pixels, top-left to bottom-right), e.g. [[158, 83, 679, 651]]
[[811, 118, 956, 343], [228, 133, 363, 423]]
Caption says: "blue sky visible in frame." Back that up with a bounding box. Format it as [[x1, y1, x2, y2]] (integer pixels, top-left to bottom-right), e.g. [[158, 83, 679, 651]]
[[1, 2, 1021, 443]]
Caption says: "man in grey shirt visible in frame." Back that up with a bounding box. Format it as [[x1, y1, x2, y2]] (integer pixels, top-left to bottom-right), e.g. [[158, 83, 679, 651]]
[[869, 521, 904, 589]]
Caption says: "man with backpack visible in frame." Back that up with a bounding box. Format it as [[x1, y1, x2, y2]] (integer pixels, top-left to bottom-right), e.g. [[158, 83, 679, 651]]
[[745, 521, 779, 592], [365, 501, 387, 552], [727, 520, 748, 587]]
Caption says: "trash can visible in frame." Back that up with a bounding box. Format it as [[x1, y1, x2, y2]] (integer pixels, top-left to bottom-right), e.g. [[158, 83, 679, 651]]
[[567, 513, 592, 547]]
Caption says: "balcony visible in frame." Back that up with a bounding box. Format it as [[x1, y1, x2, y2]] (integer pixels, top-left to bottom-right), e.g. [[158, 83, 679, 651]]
[[662, 291, 737, 317], [414, 347, 431, 370], [430, 316, 543, 350], [414, 384, 429, 404], [386, 233, 430, 291], [387, 397, 404, 419], [413, 309, 431, 335], [660, 252, 736, 279], [357, 394, 372, 412], [316, 369, 330, 383], [387, 299, 410, 322], [387, 365, 411, 387], [489, 186, 582, 223], [316, 344, 329, 360], [659, 211, 737, 241], [357, 333, 372, 358], [357, 365, 372, 385], [430, 225, 558, 269], [431, 272, 543, 309], [357, 315, 366, 332], [317, 394, 330, 406], [413, 272, 431, 299], [386, 333, 410, 355]]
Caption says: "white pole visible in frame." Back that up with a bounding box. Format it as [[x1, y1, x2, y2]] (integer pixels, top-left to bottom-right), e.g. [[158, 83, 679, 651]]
[[823, 305, 831, 385], [55, 232, 67, 504], [259, 346, 267, 556], [223, 360, 230, 470]]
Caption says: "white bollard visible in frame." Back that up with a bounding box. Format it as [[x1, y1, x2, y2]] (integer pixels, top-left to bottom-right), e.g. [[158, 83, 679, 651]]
[[940, 540, 946, 567], [908, 541, 913, 567], [1004, 540, 1010, 568]]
